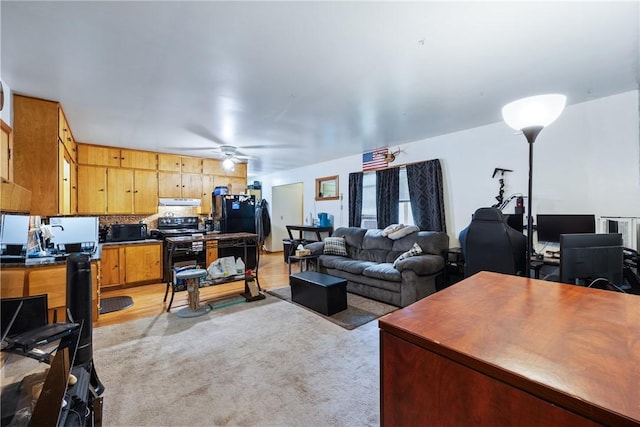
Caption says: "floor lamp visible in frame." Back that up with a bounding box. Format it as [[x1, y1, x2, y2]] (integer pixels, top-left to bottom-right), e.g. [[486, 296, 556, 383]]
[[501, 94, 566, 277]]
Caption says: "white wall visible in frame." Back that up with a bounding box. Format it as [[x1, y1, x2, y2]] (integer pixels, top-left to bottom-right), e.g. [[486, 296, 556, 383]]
[[260, 90, 640, 250]]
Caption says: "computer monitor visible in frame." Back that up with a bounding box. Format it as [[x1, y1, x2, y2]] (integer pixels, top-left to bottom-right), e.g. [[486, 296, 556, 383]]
[[536, 214, 596, 244], [1, 294, 48, 339], [559, 233, 623, 286]]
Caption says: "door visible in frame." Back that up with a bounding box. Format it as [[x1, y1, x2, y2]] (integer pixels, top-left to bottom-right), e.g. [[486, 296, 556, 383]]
[[124, 243, 162, 283], [201, 175, 216, 215], [158, 172, 181, 197], [270, 183, 304, 252]]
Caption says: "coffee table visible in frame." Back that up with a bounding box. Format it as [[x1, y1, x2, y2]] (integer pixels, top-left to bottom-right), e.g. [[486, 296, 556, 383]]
[[289, 271, 347, 316]]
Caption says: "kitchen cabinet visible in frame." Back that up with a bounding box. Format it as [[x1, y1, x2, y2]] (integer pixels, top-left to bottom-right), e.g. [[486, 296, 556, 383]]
[[100, 242, 162, 288], [59, 143, 77, 215], [181, 173, 203, 198], [202, 159, 247, 178], [12, 95, 77, 215], [157, 153, 181, 172], [200, 175, 217, 214], [25, 262, 99, 323], [133, 169, 158, 213], [107, 168, 134, 214], [158, 153, 201, 173], [1, 119, 13, 181], [124, 244, 162, 283], [77, 165, 107, 214], [206, 246, 218, 267], [100, 246, 123, 288], [78, 166, 156, 214], [77, 144, 156, 170], [226, 177, 247, 194], [180, 156, 202, 173], [158, 171, 202, 199], [58, 109, 77, 162]]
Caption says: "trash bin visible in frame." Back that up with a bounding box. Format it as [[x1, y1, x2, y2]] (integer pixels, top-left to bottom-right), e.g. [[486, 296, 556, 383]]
[[283, 239, 293, 263]]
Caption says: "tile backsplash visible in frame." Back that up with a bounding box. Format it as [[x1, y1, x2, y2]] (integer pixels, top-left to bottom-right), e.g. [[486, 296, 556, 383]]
[[99, 207, 209, 230]]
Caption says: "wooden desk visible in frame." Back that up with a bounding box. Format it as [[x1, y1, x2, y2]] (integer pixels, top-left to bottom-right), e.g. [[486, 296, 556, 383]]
[[379, 271, 640, 427]]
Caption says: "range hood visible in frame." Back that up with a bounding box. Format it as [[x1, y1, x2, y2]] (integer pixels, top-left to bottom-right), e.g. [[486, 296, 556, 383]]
[[158, 198, 201, 207]]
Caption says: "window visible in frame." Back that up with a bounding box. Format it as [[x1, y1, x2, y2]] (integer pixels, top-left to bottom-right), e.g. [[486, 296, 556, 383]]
[[360, 168, 414, 229]]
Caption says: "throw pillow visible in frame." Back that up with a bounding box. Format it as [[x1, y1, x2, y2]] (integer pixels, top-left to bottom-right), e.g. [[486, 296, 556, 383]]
[[323, 237, 348, 256], [387, 225, 420, 240], [382, 223, 404, 237], [393, 242, 423, 268]]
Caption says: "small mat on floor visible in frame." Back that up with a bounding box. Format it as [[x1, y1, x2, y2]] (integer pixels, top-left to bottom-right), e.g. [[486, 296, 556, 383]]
[[100, 296, 134, 314], [267, 286, 397, 330]]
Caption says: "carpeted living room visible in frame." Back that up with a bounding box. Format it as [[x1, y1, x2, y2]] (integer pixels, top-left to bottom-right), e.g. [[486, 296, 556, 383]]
[[93, 252, 390, 426], [2, 1, 639, 426]]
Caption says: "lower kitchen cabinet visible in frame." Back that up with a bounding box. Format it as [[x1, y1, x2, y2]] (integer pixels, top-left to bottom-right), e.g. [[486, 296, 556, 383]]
[[100, 242, 163, 289], [1, 262, 100, 323]]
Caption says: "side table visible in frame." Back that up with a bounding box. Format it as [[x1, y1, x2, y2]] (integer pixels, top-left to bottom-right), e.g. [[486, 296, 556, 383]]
[[288, 254, 319, 275], [175, 269, 210, 318]]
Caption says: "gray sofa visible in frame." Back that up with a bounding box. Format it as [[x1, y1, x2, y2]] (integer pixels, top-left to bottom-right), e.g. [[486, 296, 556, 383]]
[[305, 227, 449, 307]]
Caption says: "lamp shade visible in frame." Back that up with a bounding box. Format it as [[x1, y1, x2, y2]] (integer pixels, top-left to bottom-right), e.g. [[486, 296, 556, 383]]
[[501, 94, 566, 131], [222, 158, 235, 171]]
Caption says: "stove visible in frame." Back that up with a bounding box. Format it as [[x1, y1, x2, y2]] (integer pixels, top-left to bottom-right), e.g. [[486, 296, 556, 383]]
[[153, 217, 205, 282], [153, 216, 201, 239]]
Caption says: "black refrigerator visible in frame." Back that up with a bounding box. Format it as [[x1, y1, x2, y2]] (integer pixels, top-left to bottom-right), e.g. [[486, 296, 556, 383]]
[[213, 194, 257, 269]]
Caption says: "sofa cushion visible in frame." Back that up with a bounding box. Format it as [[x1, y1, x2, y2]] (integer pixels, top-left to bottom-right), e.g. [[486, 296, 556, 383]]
[[382, 223, 404, 236], [393, 242, 423, 268], [321, 258, 378, 275], [362, 263, 402, 282], [323, 237, 348, 256], [387, 225, 419, 240]]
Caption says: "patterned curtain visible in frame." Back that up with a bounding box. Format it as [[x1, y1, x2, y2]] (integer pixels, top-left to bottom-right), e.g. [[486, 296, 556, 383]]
[[376, 168, 399, 229], [348, 172, 363, 227], [406, 159, 446, 232]]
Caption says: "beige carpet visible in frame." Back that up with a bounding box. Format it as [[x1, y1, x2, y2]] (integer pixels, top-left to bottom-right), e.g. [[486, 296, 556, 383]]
[[267, 287, 397, 330], [93, 293, 383, 426]]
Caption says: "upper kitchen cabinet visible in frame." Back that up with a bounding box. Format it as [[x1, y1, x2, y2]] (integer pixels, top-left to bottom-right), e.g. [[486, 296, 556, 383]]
[[202, 158, 247, 178], [77, 165, 107, 214], [77, 144, 157, 170], [180, 156, 202, 174], [58, 109, 77, 162], [133, 169, 158, 213], [158, 153, 201, 173], [1, 120, 13, 181], [158, 171, 202, 199], [157, 154, 181, 172], [12, 95, 76, 215]]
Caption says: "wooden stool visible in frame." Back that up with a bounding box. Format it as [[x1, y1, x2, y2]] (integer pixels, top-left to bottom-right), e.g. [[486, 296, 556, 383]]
[[175, 269, 209, 318]]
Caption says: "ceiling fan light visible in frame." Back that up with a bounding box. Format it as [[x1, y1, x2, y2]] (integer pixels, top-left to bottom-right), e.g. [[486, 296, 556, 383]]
[[501, 94, 567, 131], [222, 158, 235, 171]]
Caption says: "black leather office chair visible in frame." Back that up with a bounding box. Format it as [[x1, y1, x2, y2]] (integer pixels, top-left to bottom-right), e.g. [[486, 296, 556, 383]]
[[460, 207, 527, 277]]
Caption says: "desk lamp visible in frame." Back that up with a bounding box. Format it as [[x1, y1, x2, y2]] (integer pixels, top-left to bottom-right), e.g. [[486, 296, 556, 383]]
[[501, 94, 566, 277]]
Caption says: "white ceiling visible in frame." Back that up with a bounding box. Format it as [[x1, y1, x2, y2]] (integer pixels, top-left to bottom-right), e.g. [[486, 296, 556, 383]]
[[2, 1, 638, 178]]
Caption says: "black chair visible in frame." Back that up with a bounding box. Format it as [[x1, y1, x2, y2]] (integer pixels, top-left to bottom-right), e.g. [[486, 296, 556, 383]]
[[461, 207, 527, 277]]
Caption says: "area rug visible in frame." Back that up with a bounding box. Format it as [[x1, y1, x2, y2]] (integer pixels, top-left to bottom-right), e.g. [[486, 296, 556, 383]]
[[99, 296, 133, 314], [267, 286, 397, 330], [93, 294, 381, 426]]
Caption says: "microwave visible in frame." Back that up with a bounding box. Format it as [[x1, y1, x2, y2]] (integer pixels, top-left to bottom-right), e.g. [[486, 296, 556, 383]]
[[108, 224, 148, 242]]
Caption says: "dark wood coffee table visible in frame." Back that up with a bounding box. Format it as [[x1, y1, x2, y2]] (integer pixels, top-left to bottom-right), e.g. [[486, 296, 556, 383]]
[[289, 271, 347, 316]]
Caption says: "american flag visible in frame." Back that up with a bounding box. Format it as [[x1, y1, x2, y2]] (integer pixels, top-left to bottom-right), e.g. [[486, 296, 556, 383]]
[[362, 148, 389, 171]]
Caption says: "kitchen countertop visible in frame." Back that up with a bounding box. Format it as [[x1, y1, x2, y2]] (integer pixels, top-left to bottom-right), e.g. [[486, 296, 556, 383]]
[[0, 239, 164, 268]]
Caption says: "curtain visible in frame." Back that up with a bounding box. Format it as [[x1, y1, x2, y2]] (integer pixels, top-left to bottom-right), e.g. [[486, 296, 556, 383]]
[[376, 168, 399, 229], [348, 172, 363, 227], [406, 159, 446, 232]]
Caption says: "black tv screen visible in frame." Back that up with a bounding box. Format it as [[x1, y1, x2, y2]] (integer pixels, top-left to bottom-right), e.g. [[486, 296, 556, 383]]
[[536, 214, 595, 244]]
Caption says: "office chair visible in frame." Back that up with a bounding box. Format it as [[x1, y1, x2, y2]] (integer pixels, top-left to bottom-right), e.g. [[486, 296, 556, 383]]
[[461, 207, 527, 277]]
